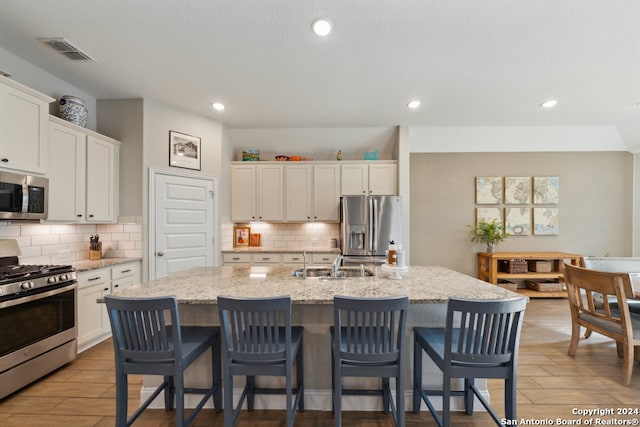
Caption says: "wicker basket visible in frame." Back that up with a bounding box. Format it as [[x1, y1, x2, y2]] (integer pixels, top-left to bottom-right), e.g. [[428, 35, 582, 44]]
[[499, 259, 528, 274], [525, 279, 563, 292], [497, 279, 518, 291], [528, 260, 552, 272]]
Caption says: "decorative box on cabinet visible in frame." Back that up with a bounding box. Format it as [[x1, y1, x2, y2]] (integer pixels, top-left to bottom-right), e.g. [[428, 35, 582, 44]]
[[477, 251, 583, 298], [48, 116, 120, 223], [0, 75, 54, 174]]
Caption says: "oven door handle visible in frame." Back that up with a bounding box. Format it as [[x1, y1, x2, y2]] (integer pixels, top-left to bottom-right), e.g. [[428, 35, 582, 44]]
[[0, 282, 77, 309]]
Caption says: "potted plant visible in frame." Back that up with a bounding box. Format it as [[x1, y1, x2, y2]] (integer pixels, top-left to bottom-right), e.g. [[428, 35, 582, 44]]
[[468, 219, 510, 254]]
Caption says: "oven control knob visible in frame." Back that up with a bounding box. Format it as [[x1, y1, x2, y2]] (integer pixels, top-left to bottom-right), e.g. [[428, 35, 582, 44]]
[[59, 274, 68, 281], [20, 282, 34, 290], [48, 276, 58, 284]]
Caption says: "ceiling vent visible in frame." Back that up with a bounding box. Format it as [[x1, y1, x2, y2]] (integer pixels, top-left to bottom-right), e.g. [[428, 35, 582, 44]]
[[37, 38, 95, 61]]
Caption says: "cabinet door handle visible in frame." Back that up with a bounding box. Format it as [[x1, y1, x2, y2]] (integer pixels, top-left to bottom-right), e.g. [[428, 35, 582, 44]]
[[77, 214, 83, 217], [1, 158, 8, 163], [232, 257, 240, 260], [121, 269, 131, 273], [113, 284, 119, 288], [89, 214, 94, 218], [292, 257, 300, 261], [103, 287, 109, 291], [88, 276, 102, 281], [262, 257, 270, 261]]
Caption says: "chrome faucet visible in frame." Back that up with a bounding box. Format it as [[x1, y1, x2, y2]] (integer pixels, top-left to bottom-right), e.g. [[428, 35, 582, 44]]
[[331, 254, 343, 277], [302, 251, 307, 280]]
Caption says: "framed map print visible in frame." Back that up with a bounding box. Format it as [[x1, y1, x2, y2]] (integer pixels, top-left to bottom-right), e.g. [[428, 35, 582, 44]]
[[534, 208, 559, 235], [505, 207, 531, 235], [476, 207, 501, 226], [504, 177, 531, 204], [533, 176, 560, 204], [475, 176, 502, 204]]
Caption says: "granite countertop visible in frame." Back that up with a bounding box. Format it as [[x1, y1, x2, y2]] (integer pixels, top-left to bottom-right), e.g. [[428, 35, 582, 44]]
[[222, 247, 341, 254], [72, 257, 141, 272], [109, 264, 520, 305]]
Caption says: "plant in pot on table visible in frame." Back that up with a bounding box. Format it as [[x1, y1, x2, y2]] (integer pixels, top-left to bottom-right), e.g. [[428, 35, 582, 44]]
[[468, 219, 510, 254]]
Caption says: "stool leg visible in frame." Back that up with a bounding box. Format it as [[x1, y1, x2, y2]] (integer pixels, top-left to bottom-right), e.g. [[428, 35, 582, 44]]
[[175, 372, 185, 427], [212, 339, 222, 413], [442, 377, 451, 427], [246, 375, 255, 411], [164, 375, 175, 411], [223, 370, 234, 427], [505, 375, 517, 420], [333, 354, 342, 427], [114, 371, 128, 427], [413, 335, 422, 413], [296, 338, 304, 411], [382, 377, 390, 414], [397, 364, 405, 427], [464, 378, 474, 415]]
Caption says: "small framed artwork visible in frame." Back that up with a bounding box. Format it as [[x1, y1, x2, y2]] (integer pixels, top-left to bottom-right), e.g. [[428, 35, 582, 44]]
[[504, 177, 531, 204], [505, 207, 531, 235], [476, 207, 501, 226], [233, 226, 251, 248], [533, 208, 559, 235], [169, 130, 201, 170], [533, 176, 560, 204], [475, 177, 502, 204]]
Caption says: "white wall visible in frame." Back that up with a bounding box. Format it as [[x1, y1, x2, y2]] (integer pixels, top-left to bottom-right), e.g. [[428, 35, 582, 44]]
[[0, 46, 98, 130], [409, 126, 628, 153]]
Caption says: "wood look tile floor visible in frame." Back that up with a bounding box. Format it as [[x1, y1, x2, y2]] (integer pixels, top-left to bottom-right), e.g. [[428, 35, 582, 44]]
[[1, 298, 639, 426]]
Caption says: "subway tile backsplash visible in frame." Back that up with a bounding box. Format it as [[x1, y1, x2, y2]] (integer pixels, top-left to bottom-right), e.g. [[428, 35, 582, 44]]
[[222, 222, 340, 250], [0, 218, 142, 264]]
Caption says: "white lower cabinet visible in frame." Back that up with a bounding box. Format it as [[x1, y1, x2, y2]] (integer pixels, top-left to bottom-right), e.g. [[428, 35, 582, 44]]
[[77, 268, 111, 353], [77, 261, 141, 352]]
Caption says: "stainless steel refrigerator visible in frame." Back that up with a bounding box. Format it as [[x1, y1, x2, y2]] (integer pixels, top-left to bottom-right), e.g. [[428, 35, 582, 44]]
[[340, 195, 402, 266]]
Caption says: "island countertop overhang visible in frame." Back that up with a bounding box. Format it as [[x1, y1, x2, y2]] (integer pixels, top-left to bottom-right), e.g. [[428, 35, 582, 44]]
[[108, 265, 521, 304]]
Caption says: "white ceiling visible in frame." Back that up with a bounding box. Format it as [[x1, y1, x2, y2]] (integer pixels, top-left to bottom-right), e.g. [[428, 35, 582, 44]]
[[1, 1, 639, 144]]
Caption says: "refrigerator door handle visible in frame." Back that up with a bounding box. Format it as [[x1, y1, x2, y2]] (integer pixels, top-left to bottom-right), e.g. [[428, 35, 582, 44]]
[[368, 197, 373, 252], [372, 198, 378, 252]]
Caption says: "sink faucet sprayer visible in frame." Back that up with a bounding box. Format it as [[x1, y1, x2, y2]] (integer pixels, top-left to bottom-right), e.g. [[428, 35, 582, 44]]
[[332, 254, 343, 278], [302, 251, 307, 280]]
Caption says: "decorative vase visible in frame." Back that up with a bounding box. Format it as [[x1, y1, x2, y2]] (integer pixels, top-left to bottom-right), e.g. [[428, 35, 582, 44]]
[[59, 95, 88, 127], [486, 243, 495, 254]]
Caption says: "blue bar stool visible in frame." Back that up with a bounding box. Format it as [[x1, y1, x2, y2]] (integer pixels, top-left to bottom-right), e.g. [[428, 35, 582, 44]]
[[105, 294, 222, 427], [217, 295, 304, 427], [331, 295, 409, 427], [413, 297, 527, 427]]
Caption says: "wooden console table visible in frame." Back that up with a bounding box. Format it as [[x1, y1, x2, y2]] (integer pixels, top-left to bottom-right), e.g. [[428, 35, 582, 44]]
[[477, 251, 584, 298]]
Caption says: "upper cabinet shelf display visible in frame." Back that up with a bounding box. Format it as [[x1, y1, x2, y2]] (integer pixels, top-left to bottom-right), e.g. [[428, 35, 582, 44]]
[[230, 160, 397, 223], [0, 76, 55, 175]]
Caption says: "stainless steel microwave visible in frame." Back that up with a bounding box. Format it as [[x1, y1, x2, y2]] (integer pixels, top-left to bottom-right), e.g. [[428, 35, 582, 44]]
[[0, 171, 48, 220]]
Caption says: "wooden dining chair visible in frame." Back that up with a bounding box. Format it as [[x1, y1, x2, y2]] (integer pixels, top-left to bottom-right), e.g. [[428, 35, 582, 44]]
[[564, 263, 640, 385]]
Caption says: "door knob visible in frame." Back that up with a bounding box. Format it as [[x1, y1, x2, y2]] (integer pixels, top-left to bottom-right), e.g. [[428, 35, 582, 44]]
[[157, 251, 165, 256]]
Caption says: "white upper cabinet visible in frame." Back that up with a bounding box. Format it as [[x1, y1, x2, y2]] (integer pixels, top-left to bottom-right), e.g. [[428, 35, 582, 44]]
[[231, 164, 284, 222], [47, 117, 119, 223], [0, 76, 54, 174], [341, 162, 397, 195], [284, 163, 341, 222]]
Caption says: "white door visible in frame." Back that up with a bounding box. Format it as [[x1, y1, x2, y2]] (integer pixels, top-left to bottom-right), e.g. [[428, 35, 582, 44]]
[[151, 171, 215, 280]]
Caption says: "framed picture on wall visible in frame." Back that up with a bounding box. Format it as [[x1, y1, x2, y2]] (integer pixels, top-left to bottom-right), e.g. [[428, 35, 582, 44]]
[[505, 207, 531, 235], [233, 226, 251, 247], [476, 207, 501, 226], [533, 176, 560, 204], [533, 208, 559, 235], [504, 177, 531, 204], [475, 177, 502, 204], [169, 130, 201, 170]]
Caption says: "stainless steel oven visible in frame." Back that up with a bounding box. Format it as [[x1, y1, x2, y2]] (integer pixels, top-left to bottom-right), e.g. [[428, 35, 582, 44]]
[[0, 259, 77, 399]]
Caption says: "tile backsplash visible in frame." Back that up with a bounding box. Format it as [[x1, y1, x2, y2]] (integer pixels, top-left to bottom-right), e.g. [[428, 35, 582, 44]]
[[0, 218, 142, 264], [222, 222, 340, 250]]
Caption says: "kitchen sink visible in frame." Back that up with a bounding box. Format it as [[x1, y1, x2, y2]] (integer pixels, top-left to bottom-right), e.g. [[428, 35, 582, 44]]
[[291, 266, 374, 279]]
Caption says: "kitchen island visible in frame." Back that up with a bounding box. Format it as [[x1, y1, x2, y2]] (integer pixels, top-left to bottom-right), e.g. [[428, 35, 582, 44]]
[[109, 264, 521, 411]]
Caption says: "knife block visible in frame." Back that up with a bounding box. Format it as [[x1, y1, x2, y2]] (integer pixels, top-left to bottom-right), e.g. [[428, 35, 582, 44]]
[[89, 242, 102, 260]]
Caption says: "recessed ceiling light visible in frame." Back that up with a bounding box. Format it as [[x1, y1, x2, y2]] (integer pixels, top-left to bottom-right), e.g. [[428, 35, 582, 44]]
[[212, 102, 225, 111], [312, 18, 332, 36], [541, 99, 558, 108], [407, 100, 421, 109]]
